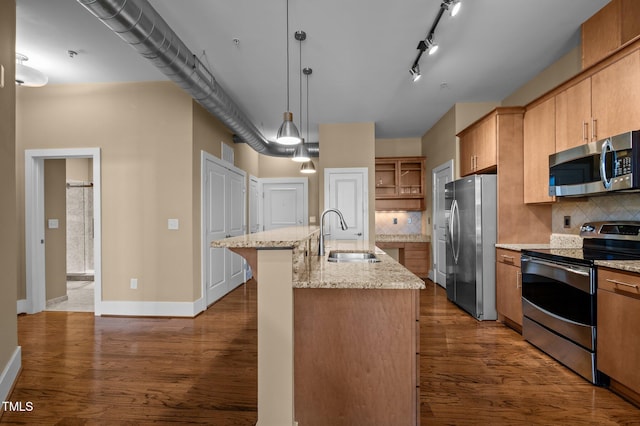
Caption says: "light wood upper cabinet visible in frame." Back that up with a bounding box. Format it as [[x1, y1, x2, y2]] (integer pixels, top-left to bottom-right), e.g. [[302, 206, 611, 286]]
[[555, 78, 592, 151], [524, 98, 555, 204], [591, 49, 640, 140], [458, 107, 551, 243], [375, 156, 425, 211], [582, 0, 640, 69], [458, 113, 497, 176], [582, 0, 621, 69]]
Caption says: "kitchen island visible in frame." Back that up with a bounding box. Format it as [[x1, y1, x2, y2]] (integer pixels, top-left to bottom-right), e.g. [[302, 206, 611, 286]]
[[212, 226, 424, 426]]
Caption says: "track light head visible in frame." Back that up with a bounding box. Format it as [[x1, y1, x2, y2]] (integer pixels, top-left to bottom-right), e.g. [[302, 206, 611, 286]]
[[409, 64, 421, 82]]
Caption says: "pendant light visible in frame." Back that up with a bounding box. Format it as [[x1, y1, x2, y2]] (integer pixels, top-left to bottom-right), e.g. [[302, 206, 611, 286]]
[[292, 31, 311, 162], [276, 0, 301, 145], [300, 67, 316, 174]]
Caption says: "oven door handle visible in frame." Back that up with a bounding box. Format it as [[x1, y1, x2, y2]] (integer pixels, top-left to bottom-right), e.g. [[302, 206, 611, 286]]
[[521, 256, 589, 276], [521, 256, 593, 294]]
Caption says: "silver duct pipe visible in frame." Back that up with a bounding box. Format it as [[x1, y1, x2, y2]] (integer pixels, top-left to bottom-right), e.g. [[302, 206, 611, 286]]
[[77, 0, 319, 158]]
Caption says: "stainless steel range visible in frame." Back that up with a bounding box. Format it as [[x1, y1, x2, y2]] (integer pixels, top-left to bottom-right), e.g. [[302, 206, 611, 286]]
[[521, 221, 640, 385]]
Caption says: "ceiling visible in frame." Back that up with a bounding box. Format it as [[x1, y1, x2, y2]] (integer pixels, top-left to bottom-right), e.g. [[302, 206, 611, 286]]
[[16, 0, 609, 145]]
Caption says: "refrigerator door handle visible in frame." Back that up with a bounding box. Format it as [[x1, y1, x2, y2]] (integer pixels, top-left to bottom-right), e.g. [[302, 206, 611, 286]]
[[451, 199, 460, 264]]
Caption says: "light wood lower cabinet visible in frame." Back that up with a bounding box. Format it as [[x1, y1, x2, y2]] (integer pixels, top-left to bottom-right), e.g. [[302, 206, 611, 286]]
[[597, 267, 640, 405], [495, 248, 522, 332], [377, 241, 430, 278], [294, 288, 420, 426]]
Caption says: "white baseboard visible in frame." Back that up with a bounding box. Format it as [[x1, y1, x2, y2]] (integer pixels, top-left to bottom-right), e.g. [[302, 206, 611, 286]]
[[97, 300, 204, 317], [16, 300, 28, 315], [0, 347, 22, 403]]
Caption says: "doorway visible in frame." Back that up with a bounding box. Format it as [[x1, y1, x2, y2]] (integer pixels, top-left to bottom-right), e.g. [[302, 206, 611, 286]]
[[432, 160, 454, 287], [43, 158, 95, 312], [25, 148, 102, 315], [202, 152, 246, 306], [323, 168, 368, 240], [259, 178, 308, 231]]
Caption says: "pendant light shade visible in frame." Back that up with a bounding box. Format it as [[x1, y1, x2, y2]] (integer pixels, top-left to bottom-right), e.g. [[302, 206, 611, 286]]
[[276, 0, 301, 145], [276, 112, 301, 145], [292, 138, 311, 162], [300, 160, 316, 174]]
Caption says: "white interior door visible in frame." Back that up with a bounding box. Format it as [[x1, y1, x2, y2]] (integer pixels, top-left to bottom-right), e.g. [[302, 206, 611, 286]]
[[324, 168, 368, 240], [249, 176, 259, 234], [260, 178, 308, 231], [432, 160, 454, 287], [203, 153, 246, 306]]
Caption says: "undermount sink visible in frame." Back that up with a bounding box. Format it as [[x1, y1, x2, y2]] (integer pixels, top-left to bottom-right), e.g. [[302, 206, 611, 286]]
[[327, 251, 381, 263]]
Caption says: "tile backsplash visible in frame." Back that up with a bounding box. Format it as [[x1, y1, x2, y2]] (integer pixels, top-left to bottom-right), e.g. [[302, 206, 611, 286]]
[[375, 211, 423, 234], [552, 193, 640, 234]]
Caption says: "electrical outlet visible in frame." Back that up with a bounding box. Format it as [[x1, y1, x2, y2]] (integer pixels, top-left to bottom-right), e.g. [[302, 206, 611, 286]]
[[564, 216, 571, 228], [393, 217, 398, 224], [408, 217, 412, 224], [130, 278, 138, 289]]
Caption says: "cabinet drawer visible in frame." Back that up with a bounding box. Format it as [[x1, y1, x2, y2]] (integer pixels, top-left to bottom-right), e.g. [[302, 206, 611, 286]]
[[599, 268, 640, 296], [496, 248, 520, 266]]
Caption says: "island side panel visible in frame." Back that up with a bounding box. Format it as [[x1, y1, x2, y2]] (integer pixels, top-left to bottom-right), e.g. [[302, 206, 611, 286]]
[[294, 288, 418, 426], [257, 249, 295, 426]]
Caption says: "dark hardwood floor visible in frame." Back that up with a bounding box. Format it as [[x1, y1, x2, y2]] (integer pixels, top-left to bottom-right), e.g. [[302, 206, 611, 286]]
[[2, 279, 639, 425]]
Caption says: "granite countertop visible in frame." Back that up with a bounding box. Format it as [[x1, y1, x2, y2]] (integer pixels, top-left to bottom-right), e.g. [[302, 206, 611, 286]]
[[595, 260, 640, 274], [294, 239, 425, 290], [212, 226, 425, 290], [376, 234, 430, 243], [210, 225, 320, 249]]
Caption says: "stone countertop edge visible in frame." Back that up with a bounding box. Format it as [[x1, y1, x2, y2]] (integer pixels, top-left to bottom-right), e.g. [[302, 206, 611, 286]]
[[495, 243, 552, 251], [210, 226, 320, 249], [376, 234, 430, 243], [595, 260, 640, 274]]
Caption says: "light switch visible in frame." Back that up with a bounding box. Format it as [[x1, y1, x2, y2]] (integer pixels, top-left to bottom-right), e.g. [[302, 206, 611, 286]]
[[48, 219, 59, 229], [309, 216, 316, 224], [168, 219, 179, 230]]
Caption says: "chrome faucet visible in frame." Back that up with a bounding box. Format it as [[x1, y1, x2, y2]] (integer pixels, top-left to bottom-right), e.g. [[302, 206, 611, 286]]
[[319, 208, 348, 256]]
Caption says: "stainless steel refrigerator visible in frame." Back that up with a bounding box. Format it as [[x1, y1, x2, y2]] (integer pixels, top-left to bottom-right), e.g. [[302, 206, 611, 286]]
[[445, 174, 497, 320]]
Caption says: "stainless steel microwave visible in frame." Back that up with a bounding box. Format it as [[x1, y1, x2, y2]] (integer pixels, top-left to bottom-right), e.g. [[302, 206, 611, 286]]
[[549, 130, 640, 197]]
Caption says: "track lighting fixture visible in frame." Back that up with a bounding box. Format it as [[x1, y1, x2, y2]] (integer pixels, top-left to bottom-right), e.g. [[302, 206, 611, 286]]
[[409, 63, 421, 82], [408, 0, 461, 81]]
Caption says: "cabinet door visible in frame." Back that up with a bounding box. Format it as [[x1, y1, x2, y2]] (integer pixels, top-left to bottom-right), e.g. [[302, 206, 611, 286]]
[[524, 98, 555, 204], [555, 78, 592, 151], [591, 50, 640, 140], [598, 268, 640, 394], [475, 115, 497, 172], [459, 128, 476, 177], [496, 250, 522, 327], [581, 0, 621, 69], [375, 159, 398, 198]]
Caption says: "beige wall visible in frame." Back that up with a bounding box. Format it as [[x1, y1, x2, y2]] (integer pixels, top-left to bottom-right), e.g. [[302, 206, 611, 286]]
[[375, 137, 422, 157], [44, 159, 67, 301], [17, 82, 196, 302], [66, 158, 92, 182], [0, 0, 18, 386], [502, 46, 582, 107], [318, 122, 376, 240]]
